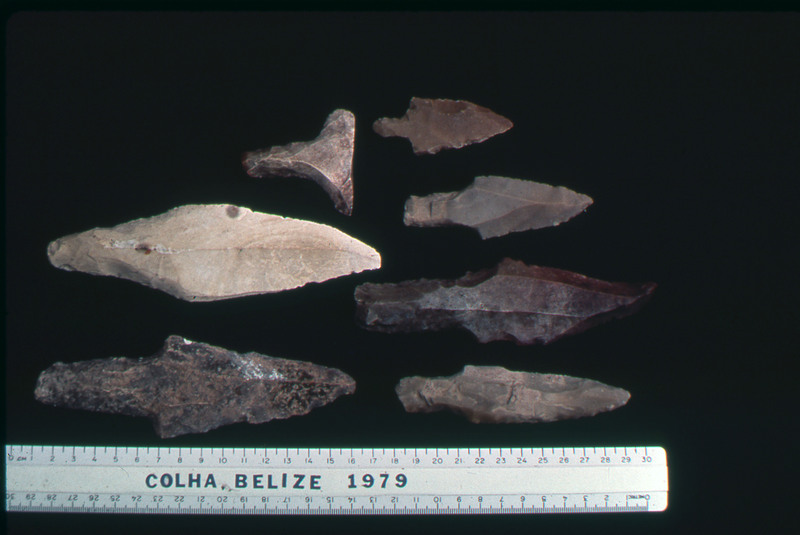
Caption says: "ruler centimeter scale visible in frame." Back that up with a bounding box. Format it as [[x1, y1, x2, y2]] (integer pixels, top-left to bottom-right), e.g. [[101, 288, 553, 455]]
[[6, 445, 668, 515]]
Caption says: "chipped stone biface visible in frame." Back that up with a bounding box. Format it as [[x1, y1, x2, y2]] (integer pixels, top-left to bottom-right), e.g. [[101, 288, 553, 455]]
[[404, 176, 593, 239], [34, 336, 356, 438], [243, 109, 356, 215], [47, 204, 381, 301], [355, 258, 656, 345], [373, 98, 513, 155], [396, 366, 630, 423]]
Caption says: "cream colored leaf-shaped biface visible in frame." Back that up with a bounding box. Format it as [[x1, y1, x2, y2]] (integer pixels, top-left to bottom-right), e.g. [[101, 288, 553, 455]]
[[47, 204, 381, 301]]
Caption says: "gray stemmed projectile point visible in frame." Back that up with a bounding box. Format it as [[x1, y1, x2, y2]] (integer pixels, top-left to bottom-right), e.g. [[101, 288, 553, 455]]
[[404, 175, 593, 239], [396, 365, 630, 423]]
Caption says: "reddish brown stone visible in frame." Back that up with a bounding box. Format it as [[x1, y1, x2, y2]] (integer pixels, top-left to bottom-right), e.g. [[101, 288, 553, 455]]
[[355, 259, 656, 345]]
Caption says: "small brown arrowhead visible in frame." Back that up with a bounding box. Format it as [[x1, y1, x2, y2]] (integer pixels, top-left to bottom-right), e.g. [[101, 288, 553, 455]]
[[373, 97, 513, 155]]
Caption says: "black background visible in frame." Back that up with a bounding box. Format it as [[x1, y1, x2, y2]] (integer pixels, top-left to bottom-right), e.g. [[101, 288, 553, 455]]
[[5, 10, 798, 534]]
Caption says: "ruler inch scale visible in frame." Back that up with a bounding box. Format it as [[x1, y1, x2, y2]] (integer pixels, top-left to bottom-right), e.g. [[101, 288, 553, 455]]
[[6, 444, 668, 515]]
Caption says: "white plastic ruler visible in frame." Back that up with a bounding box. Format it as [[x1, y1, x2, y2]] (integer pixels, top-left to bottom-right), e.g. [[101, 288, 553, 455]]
[[5, 444, 668, 514]]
